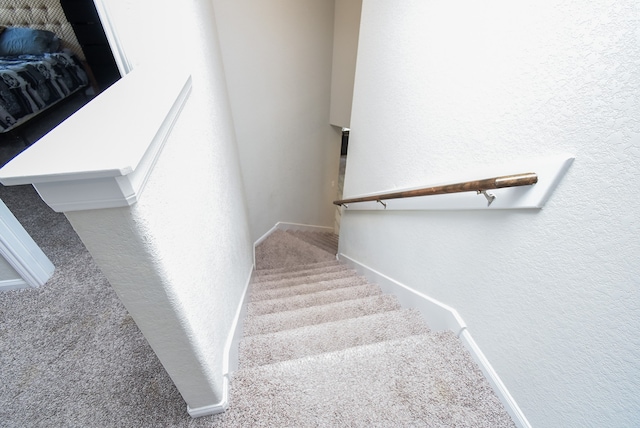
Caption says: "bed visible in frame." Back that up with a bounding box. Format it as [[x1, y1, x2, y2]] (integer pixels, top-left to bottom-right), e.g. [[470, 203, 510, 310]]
[[0, 0, 89, 134], [0, 49, 88, 133]]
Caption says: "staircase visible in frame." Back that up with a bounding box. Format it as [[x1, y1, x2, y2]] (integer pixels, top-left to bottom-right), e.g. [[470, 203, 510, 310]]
[[218, 230, 515, 427]]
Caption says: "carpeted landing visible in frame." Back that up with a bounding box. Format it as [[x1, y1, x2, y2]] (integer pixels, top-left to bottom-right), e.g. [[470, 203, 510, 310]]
[[215, 230, 515, 427]]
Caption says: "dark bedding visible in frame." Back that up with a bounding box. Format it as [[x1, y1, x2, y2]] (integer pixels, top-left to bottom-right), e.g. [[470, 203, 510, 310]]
[[0, 51, 88, 133]]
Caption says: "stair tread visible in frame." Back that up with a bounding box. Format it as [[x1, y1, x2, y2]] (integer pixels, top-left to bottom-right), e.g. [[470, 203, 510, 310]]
[[286, 230, 339, 254], [253, 264, 349, 283], [239, 309, 430, 368], [251, 275, 368, 302], [255, 260, 341, 277], [247, 283, 382, 316], [227, 332, 515, 427], [255, 230, 336, 270], [252, 269, 358, 291], [243, 294, 402, 336]]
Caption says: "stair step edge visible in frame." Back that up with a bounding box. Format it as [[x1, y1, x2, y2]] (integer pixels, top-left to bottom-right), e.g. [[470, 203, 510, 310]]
[[243, 294, 403, 336], [253, 264, 350, 283], [251, 270, 360, 291], [247, 283, 383, 317], [250, 276, 369, 302], [236, 331, 437, 371], [255, 260, 341, 276]]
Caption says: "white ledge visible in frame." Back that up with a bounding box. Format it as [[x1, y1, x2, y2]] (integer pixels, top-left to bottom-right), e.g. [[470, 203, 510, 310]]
[[0, 67, 192, 212]]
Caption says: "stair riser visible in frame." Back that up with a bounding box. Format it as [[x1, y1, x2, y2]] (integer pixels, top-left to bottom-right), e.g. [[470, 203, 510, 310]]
[[251, 276, 369, 302], [239, 309, 430, 368], [253, 264, 349, 283], [255, 260, 340, 277], [243, 294, 402, 336], [253, 270, 358, 291], [248, 284, 382, 316], [291, 236, 337, 254], [285, 231, 338, 254]]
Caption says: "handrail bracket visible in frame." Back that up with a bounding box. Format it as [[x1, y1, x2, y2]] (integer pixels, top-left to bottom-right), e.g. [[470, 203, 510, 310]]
[[477, 190, 496, 207]]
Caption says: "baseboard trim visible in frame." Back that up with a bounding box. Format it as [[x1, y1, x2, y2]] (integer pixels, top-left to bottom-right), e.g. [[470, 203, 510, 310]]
[[338, 253, 466, 333], [271, 221, 334, 233], [226, 265, 254, 375], [253, 222, 334, 267], [458, 330, 531, 428], [187, 376, 229, 418], [337, 253, 531, 428], [0, 278, 29, 291], [187, 264, 253, 418]]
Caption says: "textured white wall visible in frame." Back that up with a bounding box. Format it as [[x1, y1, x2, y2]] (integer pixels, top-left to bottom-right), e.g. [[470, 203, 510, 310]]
[[340, 1, 640, 426], [212, 0, 341, 241], [66, 0, 253, 410], [329, 0, 362, 128]]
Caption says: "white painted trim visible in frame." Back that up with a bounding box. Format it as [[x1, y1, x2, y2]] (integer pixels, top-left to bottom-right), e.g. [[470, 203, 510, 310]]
[[187, 376, 229, 418], [337, 253, 531, 428], [338, 253, 466, 333], [0, 199, 54, 289], [459, 330, 531, 428], [224, 265, 254, 376], [272, 222, 335, 233], [253, 222, 335, 267], [341, 154, 574, 211], [253, 224, 279, 268], [254, 223, 281, 249], [187, 264, 253, 418], [0, 278, 30, 291], [0, 68, 192, 212]]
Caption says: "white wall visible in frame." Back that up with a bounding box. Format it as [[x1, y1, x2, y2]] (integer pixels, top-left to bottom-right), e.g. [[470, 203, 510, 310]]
[[212, 0, 341, 241], [340, 1, 640, 426], [68, 0, 253, 411], [329, 0, 362, 128]]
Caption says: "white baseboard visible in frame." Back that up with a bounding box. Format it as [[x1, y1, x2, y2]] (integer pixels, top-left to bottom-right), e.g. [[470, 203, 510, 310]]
[[338, 253, 466, 333], [187, 264, 253, 418], [253, 222, 334, 267], [226, 265, 254, 375], [458, 330, 531, 428], [337, 253, 531, 428], [0, 278, 29, 291], [187, 377, 229, 418], [271, 221, 334, 233]]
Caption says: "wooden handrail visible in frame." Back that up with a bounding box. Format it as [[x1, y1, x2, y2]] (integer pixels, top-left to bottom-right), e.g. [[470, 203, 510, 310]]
[[333, 172, 538, 206]]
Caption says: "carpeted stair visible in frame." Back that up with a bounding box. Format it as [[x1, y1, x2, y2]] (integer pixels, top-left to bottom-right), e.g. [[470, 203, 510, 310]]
[[218, 230, 516, 427], [284, 229, 339, 255]]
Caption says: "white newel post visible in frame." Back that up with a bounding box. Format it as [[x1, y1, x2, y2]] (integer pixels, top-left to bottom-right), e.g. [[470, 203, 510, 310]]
[[0, 68, 229, 415]]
